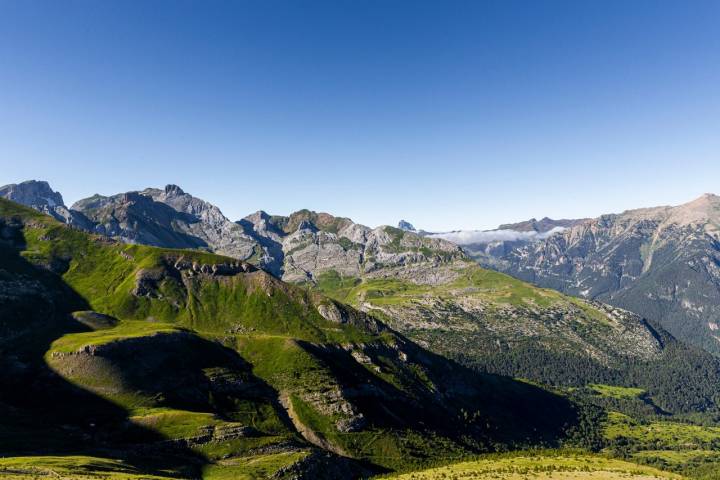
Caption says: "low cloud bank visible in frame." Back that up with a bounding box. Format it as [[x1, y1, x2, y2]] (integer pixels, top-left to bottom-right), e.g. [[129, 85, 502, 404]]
[[429, 226, 566, 245]]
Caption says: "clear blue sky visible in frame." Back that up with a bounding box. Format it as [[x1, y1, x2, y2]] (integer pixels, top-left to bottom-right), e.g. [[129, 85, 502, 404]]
[[1, 0, 718, 230]]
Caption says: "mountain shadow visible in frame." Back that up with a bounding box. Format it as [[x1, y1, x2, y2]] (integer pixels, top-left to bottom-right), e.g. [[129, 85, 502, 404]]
[[0, 217, 209, 477], [298, 339, 580, 453]]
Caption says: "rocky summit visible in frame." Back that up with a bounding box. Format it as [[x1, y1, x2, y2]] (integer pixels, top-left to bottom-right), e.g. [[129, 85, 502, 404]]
[[397, 220, 416, 231], [69, 184, 261, 261], [0, 180, 93, 229]]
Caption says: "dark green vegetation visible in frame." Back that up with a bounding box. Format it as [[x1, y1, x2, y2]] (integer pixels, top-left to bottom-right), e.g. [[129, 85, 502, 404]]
[[309, 260, 720, 479], [600, 410, 720, 479], [547, 385, 720, 479], [0, 198, 584, 478]]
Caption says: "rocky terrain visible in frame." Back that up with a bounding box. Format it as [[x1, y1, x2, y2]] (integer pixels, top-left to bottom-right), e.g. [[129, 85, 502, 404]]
[[71, 184, 261, 262], [240, 210, 464, 282], [1, 181, 464, 282], [495, 194, 720, 355]]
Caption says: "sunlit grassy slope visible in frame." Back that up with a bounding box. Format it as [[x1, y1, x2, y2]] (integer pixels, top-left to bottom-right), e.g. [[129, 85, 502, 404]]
[[379, 452, 682, 480], [0, 456, 177, 479]]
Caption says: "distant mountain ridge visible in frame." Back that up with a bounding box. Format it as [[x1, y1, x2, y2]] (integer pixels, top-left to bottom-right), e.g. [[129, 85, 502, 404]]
[[408, 216, 585, 268], [494, 193, 720, 355], [70, 184, 260, 261], [498, 217, 584, 232], [0, 180, 464, 280], [241, 210, 463, 282]]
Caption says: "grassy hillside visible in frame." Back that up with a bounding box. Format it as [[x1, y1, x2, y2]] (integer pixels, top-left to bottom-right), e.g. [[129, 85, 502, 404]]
[[0, 198, 582, 478], [601, 412, 720, 480], [314, 266, 720, 415], [379, 451, 681, 480]]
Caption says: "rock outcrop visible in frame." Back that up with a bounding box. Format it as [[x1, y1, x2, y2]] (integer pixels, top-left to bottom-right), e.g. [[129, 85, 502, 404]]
[[240, 213, 465, 283], [4, 181, 465, 287]]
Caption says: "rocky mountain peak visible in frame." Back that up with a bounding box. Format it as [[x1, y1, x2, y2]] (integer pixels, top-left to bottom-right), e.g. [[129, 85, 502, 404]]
[[673, 193, 720, 221], [70, 185, 259, 261], [0, 180, 94, 229], [498, 217, 582, 233], [279, 209, 353, 235], [398, 220, 416, 231], [243, 210, 271, 223], [610, 193, 720, 230], [164, 184, 185, 196], [0, 180, 65, 209]]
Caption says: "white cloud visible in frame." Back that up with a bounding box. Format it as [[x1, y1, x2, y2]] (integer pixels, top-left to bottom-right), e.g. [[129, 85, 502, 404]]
[[429, 226, 566, 245]]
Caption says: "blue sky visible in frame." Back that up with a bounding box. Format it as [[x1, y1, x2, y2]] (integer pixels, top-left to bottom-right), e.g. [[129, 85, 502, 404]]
[[1, 0, 719, 230]]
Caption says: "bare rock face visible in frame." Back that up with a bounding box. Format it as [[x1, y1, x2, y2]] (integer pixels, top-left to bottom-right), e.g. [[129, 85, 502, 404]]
[[0, 180, 93, 229], [0, 180, 63, 210], [240, 212, 465, 283], [142, 184, 261, 261], [72, 185, 260, 262], [497, 194, 720, 354]]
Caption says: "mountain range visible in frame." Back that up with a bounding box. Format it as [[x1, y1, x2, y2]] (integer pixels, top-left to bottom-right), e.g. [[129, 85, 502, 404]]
[[3, 179, 720, 478], [3, 180, 720, 407], [491, 193, 720, 355]]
